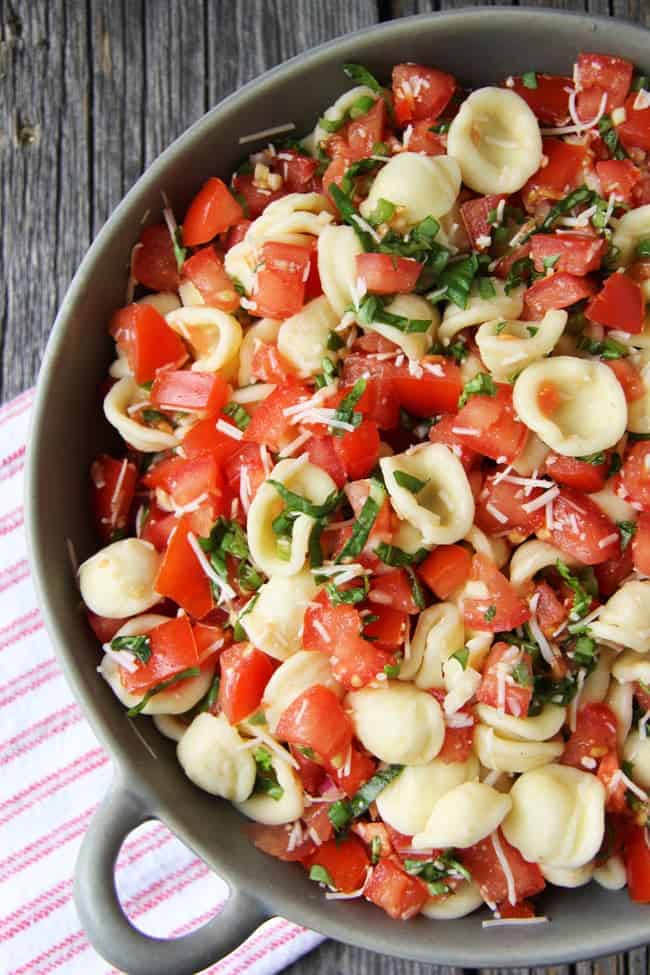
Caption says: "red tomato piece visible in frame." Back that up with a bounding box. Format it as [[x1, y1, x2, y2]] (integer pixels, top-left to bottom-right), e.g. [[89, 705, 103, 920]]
[[244, 380, 311, 452], [510, 75, 572, 125], [303, 592, 392, 690], [121, 615, 199, 694], [182, 416, 242, 464], [144, 453, 224, 508], [271, 149, 319, 193], [450, 385, 528, 464], [585, 272, 644, 334], [533, 580, 570, 638], [575, 53, 633, 113], [154, 514, 213, 619], [183, 177, 244, 246], [462, 830, 545, 905], [364, 858, 428, 920], [428, 414, 478, 471], [498, 899, 537, 920], [334, 747, 377, 798], [250, 342, 294, 384], [332, 419, 380, 481], [91, 455, 137, 543], [247, 822, 317, 862], [356, 253, 422, 294], [550, 487, 621, 564], [523, 272, 596, 320], [606, 358, 646, 403], [393, 357, 463, 417], [249, 241, 311, 319], [562, 702, 618, 769], [418, 544, 472, 600], [632, 511, 650, 575], [595, 546, 634, 598], [530, 234, 604, 276], [182, 245, 240, 313], [597, 750, 628, 814], [224, 220, 252, 250], [305, 835, 370, 893], [218, 643, 276, 724], [476, 473, 545, 535], [460, 194, 506, 251], [622, 442, 650, 510], [477, 642, 533, 718], [110, 303, 187, 385], [342, 355, 401, 430], [305, 435, 347, 488], [139, 504, 177, 552], [321, 156, 350, 208], [625, 825, 650, 903], [462, 555, 531, 633], [619, 93, 650, 153], [192, 622, 228, 662], [291, 745, 327, 795], [404, 118, 446, 156], [231, 174, 286, 218], [224, 441, 268, 510], [596, 160, 641, 201], [276, 684, 353, 766], [86, 611, 128, 643], [523, 139, 588, 209], [368, 568, 420, 615], [544, 452, 608, 493], [361, 605, 408, 650], [150, 370, 229, 417], [346, 99, 387, 161], [437, 718, 475, 763], [132, 223, 180, 292], [392, 63, 456, 125]]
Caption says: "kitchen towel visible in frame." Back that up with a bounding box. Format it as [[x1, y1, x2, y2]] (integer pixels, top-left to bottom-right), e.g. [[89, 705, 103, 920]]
[[0, 388, 325, 975]]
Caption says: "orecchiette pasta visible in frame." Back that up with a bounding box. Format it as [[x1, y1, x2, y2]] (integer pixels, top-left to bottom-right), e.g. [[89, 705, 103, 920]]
[[139, 291, 182, 315], [475, 310, 567, 381], [513, 357, 628, 456], [380, 444, 475, 547], [359, 153, 462, 228], [79, 539, 161, 618], [627, 352, 650, 434], [262, 650, 343, 732], [346, 682, 445, 765], [104, 377, 181, 452], [594, 855, 627, 891], [399, 602, 464, 687], [588, 484, 638, 524], [153, 714, 188, 742], [304, 86, 379, 155], [235, 748, 305, 824], [612, 203, 650, 266], [242, 572, 318, 661], [509, 539, 579, 593], [420, 881, 484, 920], [540, 862, 594, 888], [589, 580, 650, 653], [606, 679, 635, 749], [166, 306, 243, 373], [475, 703, 567, 742], [362, 293, 439, 361], [442, 657, 482, 715], [473, 724, 564, 774], [622, 731, 650, 790], [447, 87, 543, 194], [439, 280, 523, 343], [612, 649, 650, 686], [510, 432, 550, 477], [581, 647, 617, 706], [277, 296, 340, 377], [177, 713, 256, 802], [375, 756, 479, 835], [317, 224, 364, 316], [412, 782, 512, 849]]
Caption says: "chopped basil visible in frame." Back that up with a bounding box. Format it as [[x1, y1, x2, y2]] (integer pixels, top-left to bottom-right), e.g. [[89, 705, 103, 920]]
[[577, 335, 629, 360], [343, 62, 382, 93], [478, 277, 496, 300], [393, 469, 428, 493], [484, 605, 497, 623], [336, 480, 385, 562], [332, 378, 366, 434], [127, 667, 202, 717], [618, 520, 637, 551], [195, 673, 221, 714], [370, 835, 382, 864], [608, 452, 622, 477], [512, 660, 532, 686], [253, 746, 284, 801], [328, 764, 404, 830], [598, 114, 628, 161], [429, 120, 451, 134], [578, 451, 605, 465], [403, 852, 471, 897], [637, 238, 650, 259], [428, 338, 468, 364], [529, 672, 579, 713], [458, 372, 497, 409], [356, 293, 430, 334], [522, 71, 538, 89], [493, 321, 507, 335], [542, 254, 561, 270], [504, 256, 534, 294], [198, 517, 263, 593], [633, 75, 650, 92], [142, 408, 169, 426], [325, 577, 369, 606], [318, 115, 345, 134], [350, 94, 377, 119], [526, 325, 539, 337], [367, 197, 396, 227], [233, 592, 260, 641], [374, 542, 428, 567], [383, 661, 401, 678], [223, 401, 251, 431], [556, 560, 592, 620], [406, 567, 426, 610], [308, 519, 324, 569], [573, 634, 597, 668], [315, 356, 339, 389], [309, 864, 335, 888], [327, 329, 345, 352], [268, 481, 341, 519], [172, 226, 186, 272], [110, 634, 152, 664], [298, 745, 316, 759], [430, 254, 479, 309], [275, 535, 292, 561], [450, 647, 469, 670], [540, 186, 595, 232], [249, 709, 267, 725], [329, 182, 376, 251]]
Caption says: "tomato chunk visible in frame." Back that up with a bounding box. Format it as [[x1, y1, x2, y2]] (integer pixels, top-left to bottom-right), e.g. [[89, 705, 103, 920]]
[[182, 245, 240, 313], [619, 93, 650, 153], [183, 177, 244, 246], [356, 253, 422, 294], [276, 685, 353, 766], [530, 234, 604, 276], [461, 830, 545, 905], [523, 272, 596, 320], [575, 53, 633, 114], [250, 342, 294, 384], [550, 487, 621, 564], [561, 703, 618, 769], [132, 224, 180, 292], [417, 544, 472, 600], [392, 63, 456, 125], [182, 416, 242, 464], [248, 241, 311, 319], [632, 512, 650, 575], [144, 453, 224, 508], [271, 149, 319, 193], [306, 435, 347, 488], [585, 273, 644, 334], [151, 371, 229, 416], [369, 568, 421, 615], [622, 442, 650, 510], [596, 160, 641, 202], [606, 358, 645, 403], [218, 643, 276, 724], [625, 825, 650, 903], [450, 385, 528, 463], [476, 473, 545, 535], [393, 357, 463, 417], [364, 858, 428, 920], [121, 615, 199, 694], [110, 303, 187, 385], [462, 554, 530, 633], [332, 419, 380, 480], [244, 380, 311, 452], [544, 452, 608, 494], [334, 747, 377, 798], [91, 455, 137, 543], [306, 835, 370, 893], [477, 642, 533, 718], [231, 173, 287, 218], [154, 514, 213, 619], [510, 74, 572, 125], [346, 99, 387, 161], [460, 194, 506, 251], [523, 139, 588, 208]]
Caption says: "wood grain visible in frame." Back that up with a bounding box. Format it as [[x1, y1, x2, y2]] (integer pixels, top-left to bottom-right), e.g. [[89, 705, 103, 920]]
[[1, 1, 649, 973]]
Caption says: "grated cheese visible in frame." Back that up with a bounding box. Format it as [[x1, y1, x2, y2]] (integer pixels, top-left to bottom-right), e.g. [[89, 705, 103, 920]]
[[528, 596, 557, 667], [231, 383, 277, 404], [521, 484, 559, 514], [541, 89, 607, 136], [491, 830, 517, 906], [102, 643, 139, 673], [186, 531, 236, 602], [216, 418, 243, 440], [239, 122, 296, 144], [598, 533, 620, 549], [568, 668, 587, 733], [278, 430, 312, 459], [482, 917, 549, 928], [485, 503, 508, 525]]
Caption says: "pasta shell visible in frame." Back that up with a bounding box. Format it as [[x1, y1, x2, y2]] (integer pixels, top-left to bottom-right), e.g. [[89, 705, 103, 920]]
[[79, 539, 161, 618], [242, 572, 319, 662], [177, 712, 256, 802], [262, 650, 343, 732], [277, 296, 340, 377], [317, 224, 364, 316], [439, 280, 523, 343], [346, 682, 445, 765], [375, 756, 479, 836], [359, 153, 461, 228], [413, 782, 512, 849], [235, 748, 305, 824], [104, 377, 181, 452], [476, 310, 567, 381], [166, 306, 242, 373]]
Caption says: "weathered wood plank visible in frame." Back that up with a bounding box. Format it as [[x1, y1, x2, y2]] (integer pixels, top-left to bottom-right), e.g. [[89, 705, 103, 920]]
[[282, 939, 465, 975]]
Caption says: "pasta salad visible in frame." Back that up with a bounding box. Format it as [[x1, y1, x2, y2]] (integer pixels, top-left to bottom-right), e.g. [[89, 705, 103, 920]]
[[78, 52, 650, 924]]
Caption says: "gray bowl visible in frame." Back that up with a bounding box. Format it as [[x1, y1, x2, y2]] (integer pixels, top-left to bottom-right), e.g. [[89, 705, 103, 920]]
[[26, 8, 650, 974]]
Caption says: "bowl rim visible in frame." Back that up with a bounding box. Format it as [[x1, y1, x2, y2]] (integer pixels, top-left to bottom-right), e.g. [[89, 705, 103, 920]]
[[25, 5, 650, 967]]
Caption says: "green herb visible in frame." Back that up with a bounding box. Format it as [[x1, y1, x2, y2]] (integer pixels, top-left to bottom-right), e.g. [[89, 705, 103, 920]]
[[622, 761, 636, 781], [573, 634, 597, 668], [308, 520, 324, 569], [428, 339, 468, 364], [484, 605, 497, 623], [450, 647, 469, 670], [529, 673, 579, 713], [383, 661, 401, 678], [325, 577, 369, 606], [458, 372, 497, 409], [431, 254, 479, 309], [527, 325, 539, 337], [403, 852, 471, 897], [198, 517, 263, 593], [110, 634, 151, 664], [504, 256, 534, 294], [598, 114, 628, 161], [495, 321, 508, 335], [512, 660, 532, 686], [393, 469, 428, 493], [487, 207, 498, 225], [607, 452, 622, 478], [328, 764, 404, 830], [406, 567, 426, 610], [349, 94, 377, 118], [633, 75, 650, 91], [522, 71, 538, 89], [374, 542, 428, 567], [556, 560, 591, 620], [542, 254, 561, 270], [618, 520, 637, 551], [343, 62, 382, 93], [327, 330, 345, 352], [249, 710, 267, 725], [268, 481, 341, 520], [193, 674, 221, 715], [540, 186, 595, 232], [370, 835, 382, 864], [172, 225, 186, 272], [478, 277, 496, 299], [367, 197, 396, 227], [233, 592, 260, 641], [309, 864, 335, 888], [108, 527, 128, 543], [578, 451, 606, 465], [316, 356, 339, 389], [637, 238, 650, 259], [577, 335, 629, 360], [141, 408, 169, 426], [336, 480, 385, 562], [223, 401, 250, 431], [429, 119, 451, 134], [629, 433, 650, 441], [127, 667, 202, 717], [356, 293, 430, 334], [329, 182, 376, 251], [298, 745, 316, 759], [253, 746, 284, 801], [591, 197, 612, 231], [318, 115, 346, 134], [332, 378, 366, 435]]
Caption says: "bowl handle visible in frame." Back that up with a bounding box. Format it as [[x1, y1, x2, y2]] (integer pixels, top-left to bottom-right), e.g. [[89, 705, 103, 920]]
[[74, 776, 270, 975]]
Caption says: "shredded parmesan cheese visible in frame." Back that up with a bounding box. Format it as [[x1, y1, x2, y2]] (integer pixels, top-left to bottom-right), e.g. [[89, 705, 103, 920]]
[[239, 122, 296, 144]]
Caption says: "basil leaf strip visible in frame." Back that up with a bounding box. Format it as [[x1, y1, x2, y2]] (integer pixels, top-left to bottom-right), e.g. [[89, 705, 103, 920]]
[[127, 667, 202, 717], [110, 634, 152, 664], [328, 764, 404, 830]]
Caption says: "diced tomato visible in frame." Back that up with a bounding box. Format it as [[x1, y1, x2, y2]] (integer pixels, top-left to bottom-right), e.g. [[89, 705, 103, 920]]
[[345, 480, 393, 548], [428, 414, 478, 471], [595, 546, 634, 598], [303, 238, 323, 301], [361, 605, 408, 650], [392, 63, 456, 125], [562, 702, 618, 769], [523, 272, 596, 320], [417, 544, 472, 599], [139, 504, 177, 551], [305, 835, 370, 893], [247, 822, 316, 862], [624, 825, 650, 903], [231, 174, 286, 219], [369, 568, 421, 615], [596, 160, 641, 201], [121, 615, 199, 694], [622, 442, 650, 510], [575, 53, 633, 114], [356, 253, 422, 294], [244, 380, 311, 452], [250, 342, 294, 384], [346, 98, 387, 161], [403, 118, 446, 156], [305, 436, 347, 488], [476, 473, 545, 535], [144, 453, 224, 508], [619, 93, 650, 153], [248, 241, 311, 319], [192, 621, 228, 661], [597, 750, 628, 814], [334, 747, 377, 798], [510, 74, 572, 125], [523, 139, 588, 209], [460, 194, 506, 250], [182, 245, 240, 313], [438, 718, 475, 763], [223, 441, 268, 509], [303, 592, 392, 690], [224, 220, 252, 250], [86, 610, 128, 643], [182, 416, 242, 464], [218, 643, 276, 724], [461, 830, 545, 905], [183, 177, 244, 246], [110, 303, 187, 385], [462, 555, 531, 633], [291, 745, 326, 795], [533, 580, 569, 638], [154, 514, 213, 619], [544, 452, 608, 493], [477, 642, 533, 718], [450, 384, 528, 464], [606, 358, 646, 403], [321, 156, 350, 207], [91, 455, 137, 543], [530, 233, 604, 276], [393, 357, 463, 417], [364, 857, 428, 920], [498, 899, 538, 920], [493, 243, 532, 282], [632, 511, 650, 575], [550, 487, 621, 564], [585, 272, 644, 334], [132, 223, 180, 292], [332, 419, 380, 480], [150, 370, 229, 417], [276, 684, 353, 766], [271, 149, 319, 193], [352, 822, 393, 859], [342, 355, 400, 429]]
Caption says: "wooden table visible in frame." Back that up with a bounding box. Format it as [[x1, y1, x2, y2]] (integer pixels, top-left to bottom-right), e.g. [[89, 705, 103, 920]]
[[2, 1, 648, 973]]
